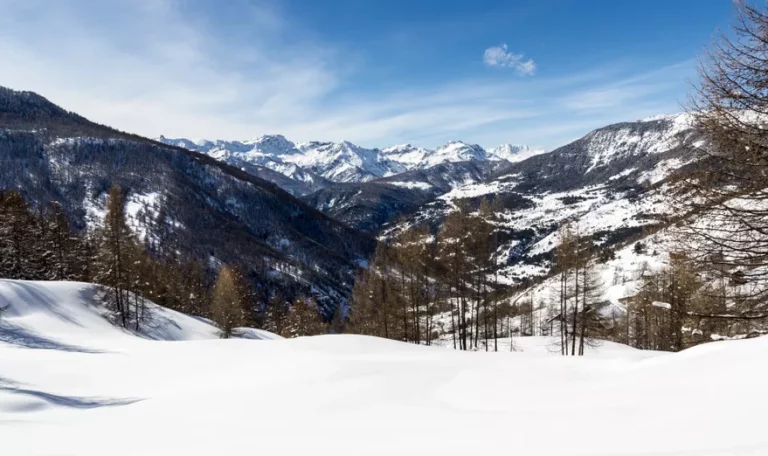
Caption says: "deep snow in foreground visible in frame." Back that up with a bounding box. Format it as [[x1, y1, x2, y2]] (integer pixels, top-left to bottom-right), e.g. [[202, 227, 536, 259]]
[[1, 280, 767, 456]]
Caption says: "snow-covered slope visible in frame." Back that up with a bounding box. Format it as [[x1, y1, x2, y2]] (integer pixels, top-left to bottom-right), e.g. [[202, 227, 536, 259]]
[[379, 142, 545, 170], [0, 280, 279, 348], [293, 140, 400, 182], [384, 140, 490, 168], [2, 279, 767, 455], [159, 134, 332, 196], [488, 143, 546, 162], [384, 114, 701, 282]]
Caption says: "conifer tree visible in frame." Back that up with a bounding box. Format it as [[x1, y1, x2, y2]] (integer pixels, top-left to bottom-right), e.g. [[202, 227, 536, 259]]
[[211, 265, 245, 338], [44, 202, 80, 280], [285, 298, 324, 337], [0, 190, 35, 279], [92, 184, 137, 328]]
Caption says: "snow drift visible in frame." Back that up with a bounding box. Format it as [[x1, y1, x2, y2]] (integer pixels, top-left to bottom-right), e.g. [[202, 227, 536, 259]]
[[1, 280, 767, 456], [0, 280, 278, 349]]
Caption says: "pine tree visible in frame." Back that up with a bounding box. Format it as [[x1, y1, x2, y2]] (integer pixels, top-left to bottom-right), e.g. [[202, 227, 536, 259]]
[[92, 184, 138, 328], [264, 293, 290, 336], [211, 265, 245, 338], [0, 190, 35, 279], [44, 202, 80, 280], [285, 298, 324, 337]]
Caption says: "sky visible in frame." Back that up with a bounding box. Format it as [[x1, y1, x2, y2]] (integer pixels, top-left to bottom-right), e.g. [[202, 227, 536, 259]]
[[0, 0, 734, 150]]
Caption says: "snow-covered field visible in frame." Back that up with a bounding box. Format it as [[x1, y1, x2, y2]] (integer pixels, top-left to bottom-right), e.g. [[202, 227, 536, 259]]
[[2, 280, 767, 456]]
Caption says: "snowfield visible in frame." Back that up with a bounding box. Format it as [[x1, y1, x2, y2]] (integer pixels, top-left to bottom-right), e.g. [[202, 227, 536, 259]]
[[1, 280, 767, 456]]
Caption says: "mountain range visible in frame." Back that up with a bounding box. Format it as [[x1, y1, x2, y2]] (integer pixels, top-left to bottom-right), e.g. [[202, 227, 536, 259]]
[[0, 83, 707, 308], [158, 134, 544, 194], [382, 113, 700, 284]]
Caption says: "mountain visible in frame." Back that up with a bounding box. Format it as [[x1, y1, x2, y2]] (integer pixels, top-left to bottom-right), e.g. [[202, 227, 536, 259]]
[[383, 114, 701, 282], [294, 140, 401, 182], [160, 135, 402, 185], [427, 141, 488, 165], [158, 135, 332, 196], [0, 86, 374, 308], [302, 182, 438, 233], [158, 136, 543, 190], [302, 160, 510, 232], [488, 144, 546, 162], [378, 141, 545, 170], [380, 140, 509, 169]]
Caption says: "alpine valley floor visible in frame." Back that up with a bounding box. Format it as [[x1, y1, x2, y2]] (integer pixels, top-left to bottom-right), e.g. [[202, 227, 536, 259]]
[[1, 280, 766, 456]]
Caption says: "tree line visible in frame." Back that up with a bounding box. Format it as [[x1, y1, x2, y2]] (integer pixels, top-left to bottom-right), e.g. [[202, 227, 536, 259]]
[[349, 199, 521, 351], [0, 185, 329, 338], [349, 2, 768, 353]]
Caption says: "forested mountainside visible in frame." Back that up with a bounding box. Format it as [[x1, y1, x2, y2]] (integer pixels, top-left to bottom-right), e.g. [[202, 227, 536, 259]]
[[382, 114, 701, 282], [348, 99, 768, 352], [302, 182, 437, 233], [302, 159, 508, 232], [0, 86, 374, 310]]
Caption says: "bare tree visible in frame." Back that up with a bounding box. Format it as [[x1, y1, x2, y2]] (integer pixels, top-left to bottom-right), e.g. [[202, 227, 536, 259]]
[[681, 1, 768, 317]]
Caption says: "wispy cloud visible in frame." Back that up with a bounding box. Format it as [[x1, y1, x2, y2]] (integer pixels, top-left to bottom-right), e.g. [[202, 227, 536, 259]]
[[482, 44, 536, 76], [0, 1, 693, 150]]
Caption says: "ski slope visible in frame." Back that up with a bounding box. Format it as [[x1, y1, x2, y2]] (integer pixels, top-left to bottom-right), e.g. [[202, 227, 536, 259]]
[[1, 280, 767, 456]]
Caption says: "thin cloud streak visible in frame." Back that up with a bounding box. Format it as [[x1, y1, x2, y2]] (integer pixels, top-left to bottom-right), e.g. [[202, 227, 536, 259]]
[[0, 1, 694, 150]]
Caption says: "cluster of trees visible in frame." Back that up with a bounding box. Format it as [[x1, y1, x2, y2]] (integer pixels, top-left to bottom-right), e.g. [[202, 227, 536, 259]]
[[545, 2, 768, 352], [549, 224, 606, 356], [0, 185, 328, 338], [350, 200, 517, 351], [0, 190, 91, 282], [209, 263, 336, 338], [623, 253, 763, 351], [671, 1, 768, 331], [347, 206, 624, 355]]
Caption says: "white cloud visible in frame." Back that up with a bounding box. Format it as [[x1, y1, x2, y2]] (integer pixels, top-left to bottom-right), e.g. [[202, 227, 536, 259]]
[[483, 44, 537, 76], [0, 2, 691, 150]]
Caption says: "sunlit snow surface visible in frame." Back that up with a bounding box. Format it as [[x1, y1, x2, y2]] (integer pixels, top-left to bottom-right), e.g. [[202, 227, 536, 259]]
[[1, 279, 767, 456]]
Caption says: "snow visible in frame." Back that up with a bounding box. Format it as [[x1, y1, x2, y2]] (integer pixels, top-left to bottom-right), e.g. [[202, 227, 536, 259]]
[[125, 191, 161, 242], [0, 280, 278, 345], [385, 181, 435, 191], [2, 279, 768, 455], [160, 136, 537, 184], [584, 113, 695, 172], [652, 300, 672, 310], [82, 191, 107, 226], [488, 143, 546, 162], [438, 181, 504, 203]]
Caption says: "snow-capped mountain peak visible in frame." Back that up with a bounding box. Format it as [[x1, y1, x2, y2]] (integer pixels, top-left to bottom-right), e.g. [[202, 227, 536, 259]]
[[431, 141, 487, 164], [242, 134, 300, 156], [488, 144, 546, 163], [157, 135, 538, 186]]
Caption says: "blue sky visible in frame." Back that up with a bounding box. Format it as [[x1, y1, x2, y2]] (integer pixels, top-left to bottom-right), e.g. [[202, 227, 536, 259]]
[[0, 0, 733, 149]]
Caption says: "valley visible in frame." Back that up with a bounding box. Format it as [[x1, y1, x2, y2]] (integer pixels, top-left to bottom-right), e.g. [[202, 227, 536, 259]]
[[2, 2, 768, 455]]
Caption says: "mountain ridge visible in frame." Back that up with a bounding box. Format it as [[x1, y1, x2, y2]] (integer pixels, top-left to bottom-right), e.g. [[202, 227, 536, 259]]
[[157, 134, 546, 189], [0, 85, 375, 309]]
